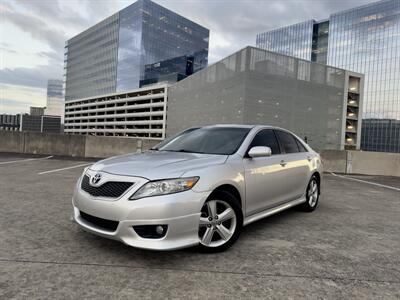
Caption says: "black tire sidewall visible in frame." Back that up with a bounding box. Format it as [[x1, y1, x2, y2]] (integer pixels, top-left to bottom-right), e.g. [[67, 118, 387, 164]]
[[197, 190, 243, 253]]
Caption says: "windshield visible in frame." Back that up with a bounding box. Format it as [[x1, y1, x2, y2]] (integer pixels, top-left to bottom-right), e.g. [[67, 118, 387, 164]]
[[153, 127, 251, 155]]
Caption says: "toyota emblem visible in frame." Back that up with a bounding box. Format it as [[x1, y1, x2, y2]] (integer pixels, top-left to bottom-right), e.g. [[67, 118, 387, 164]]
[[91, 173, 102, 185]]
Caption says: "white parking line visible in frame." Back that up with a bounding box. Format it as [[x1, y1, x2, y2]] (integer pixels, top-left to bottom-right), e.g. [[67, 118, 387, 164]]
[[0, 156, 53, 165], [330, 172, 400, 192], [38, 163, 92, 175]]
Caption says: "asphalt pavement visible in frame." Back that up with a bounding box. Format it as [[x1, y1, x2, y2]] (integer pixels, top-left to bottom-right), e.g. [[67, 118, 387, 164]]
[[0, 154, 399, 299]]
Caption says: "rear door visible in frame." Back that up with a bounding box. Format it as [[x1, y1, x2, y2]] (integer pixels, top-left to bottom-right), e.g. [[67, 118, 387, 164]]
[[274, 130, 311, 201]]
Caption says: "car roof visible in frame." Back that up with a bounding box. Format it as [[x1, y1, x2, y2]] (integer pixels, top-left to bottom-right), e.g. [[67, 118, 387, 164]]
[[201, 124, 277, 130], [201, 124, 253, 129]]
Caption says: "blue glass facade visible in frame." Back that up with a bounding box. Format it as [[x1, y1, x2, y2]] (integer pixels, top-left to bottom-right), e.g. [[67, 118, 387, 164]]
[[139, 50, 208, 87], [256, 0, 400, 153], [65, 14, 120, 100], [327, 0, 400, 152], [47, 80, 63, 98], [116, 1, 143, 92], [140, 0, 209, 71], [256, 20, 314, 61], [311, 20, 329, 64], [65, 0, 209, 100], [116, 0, 209, 92]]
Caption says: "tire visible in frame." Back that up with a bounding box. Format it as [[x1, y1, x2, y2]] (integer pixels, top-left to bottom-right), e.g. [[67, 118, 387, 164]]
[[299, 175, 320, 212], [197, 190, 243, 253]]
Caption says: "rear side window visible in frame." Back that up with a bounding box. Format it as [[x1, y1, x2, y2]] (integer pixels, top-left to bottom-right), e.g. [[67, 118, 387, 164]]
[[249, 129, 281, 155], [295, 138, 308, 152], [275, 130, 299, 154]]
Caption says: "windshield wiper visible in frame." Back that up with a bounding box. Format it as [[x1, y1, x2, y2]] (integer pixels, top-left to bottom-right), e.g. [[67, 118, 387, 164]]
[[178, 149, 206, 154], [163, 149, 205, 154]]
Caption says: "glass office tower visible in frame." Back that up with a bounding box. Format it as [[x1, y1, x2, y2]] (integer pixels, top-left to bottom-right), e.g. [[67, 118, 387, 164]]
[[64, 14, 120, 101], [139, 50, 208, 87], [46, 79, 64, 117], [256, 0, 400, 153], [256, 20, 314, 61], [65, 0, 209, 101], [47, 80, 63, 101], [327, 0, 400, 152]]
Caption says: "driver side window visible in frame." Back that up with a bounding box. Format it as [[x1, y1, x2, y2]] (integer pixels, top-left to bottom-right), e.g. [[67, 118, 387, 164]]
[[250, 129, 281, 155]]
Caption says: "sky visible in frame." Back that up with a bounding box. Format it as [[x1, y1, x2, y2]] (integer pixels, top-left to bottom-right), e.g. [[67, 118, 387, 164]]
[[0, 0, 376, 114]]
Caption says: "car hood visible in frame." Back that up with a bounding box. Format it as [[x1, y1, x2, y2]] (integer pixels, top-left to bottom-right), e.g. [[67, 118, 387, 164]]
[[89, 151, 228, 179]]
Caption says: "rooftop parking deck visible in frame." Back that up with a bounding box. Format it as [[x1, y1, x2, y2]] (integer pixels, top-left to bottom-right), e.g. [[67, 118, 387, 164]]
[[0, 154, 399, 299]]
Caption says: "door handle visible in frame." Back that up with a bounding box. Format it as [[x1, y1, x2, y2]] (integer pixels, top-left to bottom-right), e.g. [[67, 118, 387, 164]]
[[307, 156, 312, 162], [280, 160, 286, 167]]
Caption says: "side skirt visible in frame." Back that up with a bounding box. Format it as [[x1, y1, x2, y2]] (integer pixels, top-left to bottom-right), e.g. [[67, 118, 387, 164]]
[[243, 197, 306, 226]]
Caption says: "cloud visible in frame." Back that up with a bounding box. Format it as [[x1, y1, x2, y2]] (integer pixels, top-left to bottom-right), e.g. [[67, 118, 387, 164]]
[[1, 0, 378, 114], [37, 51, 63, 63], [0, 98, 38, 114], [154, 0, 375, 63], [13, 0, 109, 33], [0, 66, 59, 89], [0, 0, 118, 92], [1, 98, 36, 108], [0, 46, 18, 54], [2, 2, 67, 53], [0, 83, 46, 114]]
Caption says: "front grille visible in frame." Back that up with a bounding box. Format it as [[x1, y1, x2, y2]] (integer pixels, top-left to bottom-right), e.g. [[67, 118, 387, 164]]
[[81, 175, 133, 198], [80, 211, 119, 231]]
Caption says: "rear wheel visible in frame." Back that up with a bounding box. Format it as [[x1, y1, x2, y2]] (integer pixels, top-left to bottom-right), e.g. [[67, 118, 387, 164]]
[[300, 175, 319, 212], [198, 191, 243, 252]]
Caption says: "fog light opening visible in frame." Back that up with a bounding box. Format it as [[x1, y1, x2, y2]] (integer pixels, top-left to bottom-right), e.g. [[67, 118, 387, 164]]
[[133, 225, 168, 239]]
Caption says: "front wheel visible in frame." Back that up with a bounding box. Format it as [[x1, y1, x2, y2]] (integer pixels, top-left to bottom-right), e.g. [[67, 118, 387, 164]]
[[197, 191, 243, 253]]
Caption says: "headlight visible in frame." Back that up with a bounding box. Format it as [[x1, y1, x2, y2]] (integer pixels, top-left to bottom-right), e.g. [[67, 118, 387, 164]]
[[79, 166, 90, 179], [129, 177, 199, 200], [76, 166, 91, 190]]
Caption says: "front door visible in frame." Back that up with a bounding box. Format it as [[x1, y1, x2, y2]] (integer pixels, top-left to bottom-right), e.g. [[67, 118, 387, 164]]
[[244, 129, 289, 216]]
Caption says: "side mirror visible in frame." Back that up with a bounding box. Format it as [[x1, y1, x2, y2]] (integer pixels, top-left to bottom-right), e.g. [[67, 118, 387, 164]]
[[248, 146, 272, 158]]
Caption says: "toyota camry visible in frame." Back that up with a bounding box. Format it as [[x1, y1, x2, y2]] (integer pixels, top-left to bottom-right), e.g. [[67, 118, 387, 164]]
[[72, 125, 322, 252]]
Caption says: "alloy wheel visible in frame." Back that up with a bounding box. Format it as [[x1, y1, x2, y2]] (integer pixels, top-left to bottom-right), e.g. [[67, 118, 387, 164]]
[[308, 179, 319, 207], [198, 200, 237, 248]]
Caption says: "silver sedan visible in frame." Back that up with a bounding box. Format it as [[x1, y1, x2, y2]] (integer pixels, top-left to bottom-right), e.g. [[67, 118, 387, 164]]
[[72, 125, 322, 252]]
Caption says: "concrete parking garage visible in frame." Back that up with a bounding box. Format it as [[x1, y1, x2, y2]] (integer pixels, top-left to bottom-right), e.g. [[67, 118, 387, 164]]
[[0, 154, 399, 299]]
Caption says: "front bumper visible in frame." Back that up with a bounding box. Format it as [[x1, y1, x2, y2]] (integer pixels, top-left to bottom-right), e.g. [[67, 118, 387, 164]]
[[72, 181, 210, 250]]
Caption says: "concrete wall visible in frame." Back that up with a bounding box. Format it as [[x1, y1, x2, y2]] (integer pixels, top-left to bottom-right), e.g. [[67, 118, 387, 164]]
[[320, 149, 400, 176], [347, 150, 400, 177], [320, 150, 347, 173], [243, 48, 347, 151], [24, 132, 86, 157], [0, 131, 398, 176], [0, 131, 158, 159], [84, 135, 158, 158], [167, 51, 246, 136], [0, 131, 24, 153], [167, 47, 351, 151]]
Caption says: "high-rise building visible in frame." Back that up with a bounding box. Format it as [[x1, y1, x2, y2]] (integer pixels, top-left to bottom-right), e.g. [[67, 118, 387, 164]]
[[30, 106, 45, 116], [45, 79, 64, 117], [256, 0, 400, 153], [140, 50, 207, 87], [0, 114, 61, 134], [64, 0, 209, 101], [361, 119, 400, 152]]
